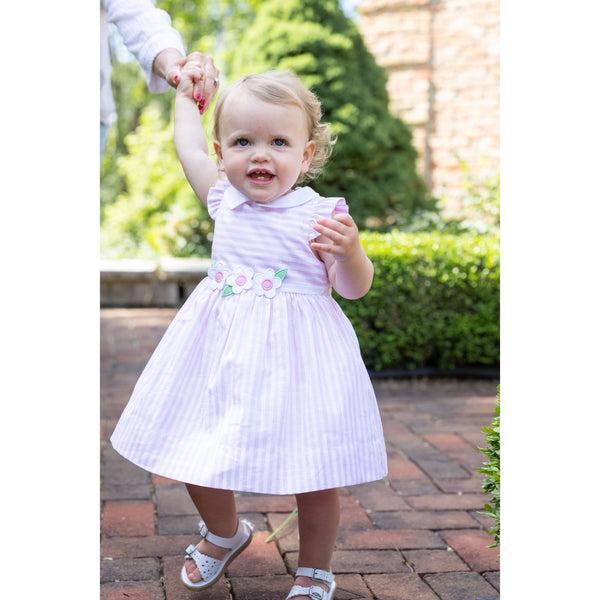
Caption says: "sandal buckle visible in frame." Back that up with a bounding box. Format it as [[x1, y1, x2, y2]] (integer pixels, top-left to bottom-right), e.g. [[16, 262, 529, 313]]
[[198, 521, 209, 538], [311, 568, 332, 583]]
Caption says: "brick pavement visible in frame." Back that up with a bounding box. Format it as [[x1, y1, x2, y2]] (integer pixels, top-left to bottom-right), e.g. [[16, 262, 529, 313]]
[[100, 308, 500, 600]]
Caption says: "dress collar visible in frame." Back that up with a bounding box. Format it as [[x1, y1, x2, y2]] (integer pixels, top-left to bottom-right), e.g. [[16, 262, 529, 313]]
[[224, 182, 318, 210]]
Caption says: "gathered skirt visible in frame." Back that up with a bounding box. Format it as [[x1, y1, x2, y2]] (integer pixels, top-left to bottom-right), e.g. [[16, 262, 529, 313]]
[[111, 280, 388, 494]]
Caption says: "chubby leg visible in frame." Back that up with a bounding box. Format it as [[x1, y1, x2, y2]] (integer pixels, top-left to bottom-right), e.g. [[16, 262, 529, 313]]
[[293, 488, 340, 597], [184, 484, 238, 583]]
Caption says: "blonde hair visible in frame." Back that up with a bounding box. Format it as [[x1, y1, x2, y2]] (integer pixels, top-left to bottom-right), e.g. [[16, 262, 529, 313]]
[[213, 70, 335, 185]]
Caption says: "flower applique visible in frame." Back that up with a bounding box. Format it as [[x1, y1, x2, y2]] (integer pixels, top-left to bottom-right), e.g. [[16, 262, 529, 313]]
[[222, 266, 254, 297], [253, 268, 288, 298], [207, 261, 229, 291], [215, 264, 289, 298]]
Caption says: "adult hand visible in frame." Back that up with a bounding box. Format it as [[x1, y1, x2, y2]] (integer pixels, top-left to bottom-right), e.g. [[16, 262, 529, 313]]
[[152, 48, 186, 88], [177, 52, 220, 114]]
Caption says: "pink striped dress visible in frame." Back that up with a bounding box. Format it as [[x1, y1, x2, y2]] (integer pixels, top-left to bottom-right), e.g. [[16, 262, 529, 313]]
[[110, 179, 388, 494]]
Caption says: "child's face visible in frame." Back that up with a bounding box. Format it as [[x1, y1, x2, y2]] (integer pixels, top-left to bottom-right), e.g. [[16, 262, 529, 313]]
[[214, 91, 316, 204]]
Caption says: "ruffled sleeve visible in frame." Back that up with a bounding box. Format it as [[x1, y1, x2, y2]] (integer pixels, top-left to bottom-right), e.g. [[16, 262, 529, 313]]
[[207, 178, 230, 219], [307, 196, 349, 241], [333, 197, 349, 215]]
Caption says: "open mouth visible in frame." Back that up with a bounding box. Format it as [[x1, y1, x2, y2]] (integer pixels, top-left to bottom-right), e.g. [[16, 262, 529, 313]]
[[247, 169, 275, 184]]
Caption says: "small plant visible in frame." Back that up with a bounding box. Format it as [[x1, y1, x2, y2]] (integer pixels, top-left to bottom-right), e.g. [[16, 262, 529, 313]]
[[265, 508, 298, 543], [479, 387, 500, 548], [434, 156, 500, 236]]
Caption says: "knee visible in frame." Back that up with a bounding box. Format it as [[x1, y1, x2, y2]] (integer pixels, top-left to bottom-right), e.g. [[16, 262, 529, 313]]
[[296, 488, 340, 511]]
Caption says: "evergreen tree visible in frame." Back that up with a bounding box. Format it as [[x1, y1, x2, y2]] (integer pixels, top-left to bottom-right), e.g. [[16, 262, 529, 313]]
[[229, 0, 434, 229]]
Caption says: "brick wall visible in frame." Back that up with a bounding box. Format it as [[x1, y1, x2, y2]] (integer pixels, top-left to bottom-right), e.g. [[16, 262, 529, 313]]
[[358, 0, 499, 215]]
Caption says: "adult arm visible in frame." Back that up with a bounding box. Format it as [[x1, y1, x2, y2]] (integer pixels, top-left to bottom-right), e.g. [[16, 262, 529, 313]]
[[102, 0, 186, 92]]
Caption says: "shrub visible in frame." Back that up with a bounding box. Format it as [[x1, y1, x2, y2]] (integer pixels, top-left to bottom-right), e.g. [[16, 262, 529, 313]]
[[336, 231, 499, 372], [479, 388, 500, 548]]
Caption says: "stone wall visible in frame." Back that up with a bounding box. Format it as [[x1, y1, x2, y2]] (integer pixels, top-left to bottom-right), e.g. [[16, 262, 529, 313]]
[[101, 258, 210, 307], [357, 0, 499, 214]]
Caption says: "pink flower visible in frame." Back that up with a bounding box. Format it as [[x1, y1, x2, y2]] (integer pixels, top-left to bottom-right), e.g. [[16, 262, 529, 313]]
[[207, 261, 229, 290], [226, 266, 254, 294], [253, 269, 283, 298]]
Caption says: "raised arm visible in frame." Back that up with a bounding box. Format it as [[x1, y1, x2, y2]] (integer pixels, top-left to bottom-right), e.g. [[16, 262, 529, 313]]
[[310, 212, 374, 299], [174, 56, 220, 207]]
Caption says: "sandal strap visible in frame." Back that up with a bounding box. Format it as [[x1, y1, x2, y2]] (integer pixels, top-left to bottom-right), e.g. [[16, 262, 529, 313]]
[[197, 519, 248, 549], [295, 567, 335, 585], [181, 519, 253, 590], [286, 584, 329, 600], [184, 544, 222, 581]]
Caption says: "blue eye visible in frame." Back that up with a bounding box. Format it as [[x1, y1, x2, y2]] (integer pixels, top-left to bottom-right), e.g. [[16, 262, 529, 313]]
[[236, 138, 250, 147], [273, 138, 286, 146]]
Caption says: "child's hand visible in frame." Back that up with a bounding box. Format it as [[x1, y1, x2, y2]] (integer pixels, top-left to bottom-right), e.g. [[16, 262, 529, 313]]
[[311, 212, 373, 299], [176, 52, 220, 114], [310, 213, 362, 262]]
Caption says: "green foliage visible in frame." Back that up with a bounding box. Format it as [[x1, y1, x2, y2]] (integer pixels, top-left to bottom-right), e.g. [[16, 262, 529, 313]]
[[229, 0, 435, 231], [404, 157, 500, 236], [438, 157, 500, 235], [101, 103, 213, 258], [479, 388, 500, 549], [100, 61, 152, 218], [336, 231, 499, 371], [158, 0, 262, 74]]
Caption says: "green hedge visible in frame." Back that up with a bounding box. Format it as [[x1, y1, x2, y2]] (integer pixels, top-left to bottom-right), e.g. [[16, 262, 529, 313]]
[[336, 231, 500, 372]]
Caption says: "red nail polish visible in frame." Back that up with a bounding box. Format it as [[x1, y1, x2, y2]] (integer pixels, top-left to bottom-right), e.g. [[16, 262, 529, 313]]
[[174, 75, 179, 82], [199, 98, 207, 108], [195, 93, 201, 100]]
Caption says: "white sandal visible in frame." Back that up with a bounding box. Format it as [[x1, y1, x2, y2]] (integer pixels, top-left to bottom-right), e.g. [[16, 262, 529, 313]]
[[286, 567, 337, 600], [180, 518, 253, 590]]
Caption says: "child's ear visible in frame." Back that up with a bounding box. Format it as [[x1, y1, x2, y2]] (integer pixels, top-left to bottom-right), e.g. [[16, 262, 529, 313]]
[[301, 140, 316, 173], [214, 140, 224, 169]]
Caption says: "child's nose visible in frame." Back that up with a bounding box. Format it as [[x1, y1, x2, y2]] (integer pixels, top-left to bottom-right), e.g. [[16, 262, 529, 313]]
[[250, 144, 269, 162]]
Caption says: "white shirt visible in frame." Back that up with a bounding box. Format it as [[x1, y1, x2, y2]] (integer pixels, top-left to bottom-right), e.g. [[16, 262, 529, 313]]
[[100, 0, 185, 124]]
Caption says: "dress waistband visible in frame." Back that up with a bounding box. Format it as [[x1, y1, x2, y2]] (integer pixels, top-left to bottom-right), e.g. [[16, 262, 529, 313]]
[[207, 262, 330, 298]]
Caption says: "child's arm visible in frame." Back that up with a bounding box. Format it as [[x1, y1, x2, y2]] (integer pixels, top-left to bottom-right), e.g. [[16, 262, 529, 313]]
[[310, 213, 374, 299], [174, 59, 219, 207]]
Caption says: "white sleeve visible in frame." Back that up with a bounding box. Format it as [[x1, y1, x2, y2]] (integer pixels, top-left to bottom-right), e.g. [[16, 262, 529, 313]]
[[102, 0, 186, 93]]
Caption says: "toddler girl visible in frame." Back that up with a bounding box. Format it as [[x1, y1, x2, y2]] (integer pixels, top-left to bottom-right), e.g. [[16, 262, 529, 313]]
[[111, 59, 387, 600]]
